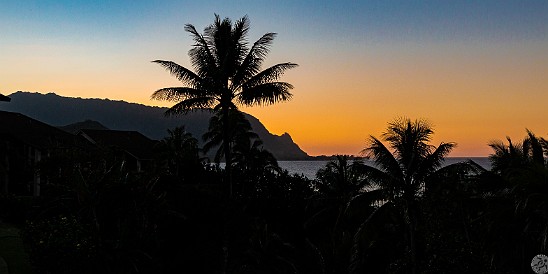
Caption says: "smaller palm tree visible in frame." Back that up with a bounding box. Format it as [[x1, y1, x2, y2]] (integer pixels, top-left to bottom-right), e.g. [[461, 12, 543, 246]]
[[489, 129, 548, 175], [156, 126, 202, 179], [202, 110, 258, 163], [315, 155, 369, 200], [362, 118, 456, 201], [232, 138, 279, 176], [306, 155, 382, 273], [359, 117, 457, 274], [485, 129, 548, 269]]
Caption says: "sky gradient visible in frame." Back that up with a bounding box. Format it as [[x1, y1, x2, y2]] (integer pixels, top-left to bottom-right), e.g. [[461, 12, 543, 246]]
[[1, 1, 547, 156]]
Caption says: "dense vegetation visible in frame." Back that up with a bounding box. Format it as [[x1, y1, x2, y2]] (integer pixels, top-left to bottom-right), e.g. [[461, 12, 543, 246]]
[[1, 118, 546, 273]]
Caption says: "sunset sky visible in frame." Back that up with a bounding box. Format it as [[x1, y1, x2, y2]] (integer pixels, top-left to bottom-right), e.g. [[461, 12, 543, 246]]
[[1, 1, 547, 156]]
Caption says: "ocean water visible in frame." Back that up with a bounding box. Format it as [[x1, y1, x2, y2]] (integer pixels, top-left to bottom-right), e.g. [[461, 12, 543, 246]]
[[278, 157, 491, 179]]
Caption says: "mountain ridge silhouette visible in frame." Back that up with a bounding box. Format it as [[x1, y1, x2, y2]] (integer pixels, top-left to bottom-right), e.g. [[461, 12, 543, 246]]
[[2, 91, 310, 160]]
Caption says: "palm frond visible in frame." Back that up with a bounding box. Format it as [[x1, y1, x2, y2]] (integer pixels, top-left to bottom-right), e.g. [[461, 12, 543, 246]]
[[150, 87, 211, 102], [202, 117, 225, 162], [152, 60, 202, 87], [488, 137, 529, 174], [507, 137, 523, 158], [383, 118, 433, 161], [163, 97, 216, 116], [184, 23, 218, 77], [526, 129, 545, 165], [305, 238, 326, 274], [360, 164, 393, 187], [360, 164, 400, 199], [488, 140, 507, 156], [541, 138, 548, 157], [428, 161, 480, 190], [242, 63, 298, 89], [238, 82, 293, 106], [415, 142, 456, 180], [202, 134, 223, 155], [345, 189, 386, 214], [232, 15, 251, 62], [231, 32, 278, 87], [362, 136, 403, 179], [208, 14, 247, 76]]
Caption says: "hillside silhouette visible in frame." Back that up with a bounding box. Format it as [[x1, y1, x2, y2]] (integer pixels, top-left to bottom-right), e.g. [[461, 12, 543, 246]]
[[2, 91, 310, 160]]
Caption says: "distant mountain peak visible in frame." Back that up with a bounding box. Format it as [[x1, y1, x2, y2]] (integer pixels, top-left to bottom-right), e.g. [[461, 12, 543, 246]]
[[2, 91, 310, 160], [280, 132, 292, 139]]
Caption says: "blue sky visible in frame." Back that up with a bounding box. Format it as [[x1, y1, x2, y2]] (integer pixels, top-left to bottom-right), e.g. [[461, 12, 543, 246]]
[[3, 1, 545, 43]]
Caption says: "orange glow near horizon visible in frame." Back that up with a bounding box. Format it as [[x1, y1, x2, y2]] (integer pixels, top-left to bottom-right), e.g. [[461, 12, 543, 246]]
[[239, 42, 548, 157], [3, 40, 547, 157]]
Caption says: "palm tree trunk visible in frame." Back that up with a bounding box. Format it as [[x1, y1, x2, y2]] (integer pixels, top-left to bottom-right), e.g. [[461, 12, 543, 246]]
[[222, 107, 233, 198], [408, 221, 417, 274], [219, 107, 232, 274], [405, 199, 417, 274]]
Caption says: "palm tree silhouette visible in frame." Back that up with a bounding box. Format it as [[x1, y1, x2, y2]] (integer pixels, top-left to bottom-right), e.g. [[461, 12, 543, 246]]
[[152, 14, 297, 197], [485, 130, 548, 270], [361, 117, 456, 273], [202, 109, 258, 164], [315, 155, 370, 201], [310, 155, 382, 273], [232, 138, 279, 178], [157, 126, 201, 179], [489, 129, 548, 175]]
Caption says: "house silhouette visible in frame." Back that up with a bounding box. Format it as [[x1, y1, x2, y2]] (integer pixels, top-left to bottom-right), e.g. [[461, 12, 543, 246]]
[[0, 111, 80, 196], [78, 129, 157, 173], [0, 111, 157, 196]]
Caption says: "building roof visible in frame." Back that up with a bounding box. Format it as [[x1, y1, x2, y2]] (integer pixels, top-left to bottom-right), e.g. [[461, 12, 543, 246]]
[[0, 110, 80, 149], [0, 94, 10, 102], [78, 129, 156, 160]]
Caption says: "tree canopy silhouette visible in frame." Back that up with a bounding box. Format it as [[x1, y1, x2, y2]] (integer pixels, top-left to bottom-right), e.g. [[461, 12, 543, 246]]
[[484, 129, 548, 271], [151, 14, 297, 197], [202, 109, 258, 164], [488, 129, 548, 175], [156, 126, 202, 180], [360, 117, 456, 273]]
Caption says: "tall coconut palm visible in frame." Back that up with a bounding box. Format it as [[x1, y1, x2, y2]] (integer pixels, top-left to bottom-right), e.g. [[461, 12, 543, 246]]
[[152, 14, 297, 197], [360, 118, 456, 274]]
